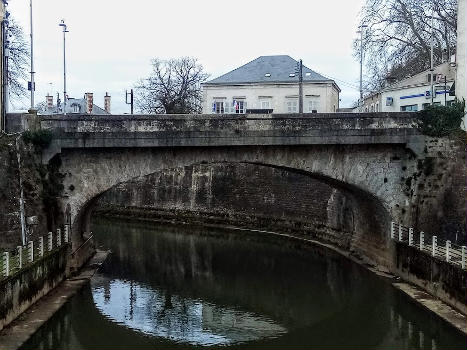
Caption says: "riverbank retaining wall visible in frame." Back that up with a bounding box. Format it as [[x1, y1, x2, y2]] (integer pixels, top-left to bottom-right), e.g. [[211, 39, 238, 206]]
[[0, 245, 69, 331], [394, 242, 467, 314], [0, 134, 52, 250]]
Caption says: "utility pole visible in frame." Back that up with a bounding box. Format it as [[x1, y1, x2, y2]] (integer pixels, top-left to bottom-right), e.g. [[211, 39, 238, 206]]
[[59, 20, 68, 115], [298, 59, 303, 114], [430, 12, 434, 105], [126, 89, 134, 114], [358, 24, 368, 111], [29, 0, 35, 109]]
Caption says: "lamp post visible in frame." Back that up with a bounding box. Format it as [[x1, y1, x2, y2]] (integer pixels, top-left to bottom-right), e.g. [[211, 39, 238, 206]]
[[59, 20, 68, 115], [358, 24, 368, 111], [430, 12, 434, 105], [29, 0, 35, 109]]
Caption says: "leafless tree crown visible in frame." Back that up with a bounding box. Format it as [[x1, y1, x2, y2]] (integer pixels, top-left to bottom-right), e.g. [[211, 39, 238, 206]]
[[135, 57, 209, 114], [7, 18, 30, 100], [355, 0, 457, 93]]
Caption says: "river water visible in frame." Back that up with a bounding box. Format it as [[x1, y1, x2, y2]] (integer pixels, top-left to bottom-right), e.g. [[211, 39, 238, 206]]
[[21, 217, 465, 349]]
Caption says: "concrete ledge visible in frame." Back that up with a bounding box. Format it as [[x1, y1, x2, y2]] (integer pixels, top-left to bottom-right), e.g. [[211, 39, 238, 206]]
[[393, 282, 467, 335]]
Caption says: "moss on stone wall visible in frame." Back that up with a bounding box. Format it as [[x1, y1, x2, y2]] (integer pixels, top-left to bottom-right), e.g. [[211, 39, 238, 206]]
[[37, 155, 64, 232]]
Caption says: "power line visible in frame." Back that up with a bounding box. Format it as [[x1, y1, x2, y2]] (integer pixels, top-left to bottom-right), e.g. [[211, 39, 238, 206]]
[[312, 70, 360, 91]]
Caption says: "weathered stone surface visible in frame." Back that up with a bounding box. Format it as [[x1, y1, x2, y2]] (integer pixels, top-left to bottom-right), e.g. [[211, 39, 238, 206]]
[[39, 113, 425, 162], [0, 135, 48, 249]]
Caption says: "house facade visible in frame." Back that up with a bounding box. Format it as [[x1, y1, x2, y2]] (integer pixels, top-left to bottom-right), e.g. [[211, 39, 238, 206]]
[[202, 56, 340, 114], [361, 62, 456, 113]]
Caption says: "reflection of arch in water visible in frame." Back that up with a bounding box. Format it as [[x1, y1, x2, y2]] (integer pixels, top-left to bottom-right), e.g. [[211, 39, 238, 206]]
[[90, 274, 287, 346], [74, 160, 391, 267], [89, 219, 388, 330]]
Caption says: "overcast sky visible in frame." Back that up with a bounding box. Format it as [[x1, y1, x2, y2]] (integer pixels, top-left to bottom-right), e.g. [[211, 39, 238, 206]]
[[8, 0, 365, 113]]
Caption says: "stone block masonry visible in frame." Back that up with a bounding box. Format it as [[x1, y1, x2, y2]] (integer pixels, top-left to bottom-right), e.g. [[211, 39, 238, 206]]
[[0, 244, 69, 331]]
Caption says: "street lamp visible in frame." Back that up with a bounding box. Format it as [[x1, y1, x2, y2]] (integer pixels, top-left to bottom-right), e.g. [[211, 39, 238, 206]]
[[358, 24, 368, 111], [29, 0, 35, 109], [59, 19, 68, 115]]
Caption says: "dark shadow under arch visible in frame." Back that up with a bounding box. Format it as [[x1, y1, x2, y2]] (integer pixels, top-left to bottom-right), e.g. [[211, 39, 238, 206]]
[[74, 161, 391, 267]]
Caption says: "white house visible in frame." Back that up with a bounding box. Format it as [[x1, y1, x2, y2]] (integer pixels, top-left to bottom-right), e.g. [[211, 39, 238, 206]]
[[361, 62, 456, 113], [202, 56, 340, 114]]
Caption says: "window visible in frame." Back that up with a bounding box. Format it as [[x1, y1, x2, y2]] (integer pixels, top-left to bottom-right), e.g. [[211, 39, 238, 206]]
[[422, 103, 431, 110], [212, 101, 225, 114], [261, 100, 271, 109], [286, 100, 298, 113], [72, 104, 80, 113], [307, 100, 319, 113], [376, 103, 379, 112], [225, 101, 236, 114], [400, 104, 418, 112], [233, 100, 246, 114]]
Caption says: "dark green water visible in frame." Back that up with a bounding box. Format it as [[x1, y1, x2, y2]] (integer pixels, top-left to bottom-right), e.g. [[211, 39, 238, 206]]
[[22, 217, 465, 349]]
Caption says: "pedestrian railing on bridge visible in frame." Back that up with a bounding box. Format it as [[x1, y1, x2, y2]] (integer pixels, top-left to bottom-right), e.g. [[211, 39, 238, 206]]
[[0, 225, 70, 280], [390, 222, 466, 270]]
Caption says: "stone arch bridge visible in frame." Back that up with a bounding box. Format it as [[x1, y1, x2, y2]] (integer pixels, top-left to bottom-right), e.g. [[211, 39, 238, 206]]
[[38, 112, 426, 267]]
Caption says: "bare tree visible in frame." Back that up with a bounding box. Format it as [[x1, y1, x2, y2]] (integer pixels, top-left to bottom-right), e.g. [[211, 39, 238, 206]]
[[355, 0, 457, 93], [6, 18, 30, 100], [135, 57, 209, 114]]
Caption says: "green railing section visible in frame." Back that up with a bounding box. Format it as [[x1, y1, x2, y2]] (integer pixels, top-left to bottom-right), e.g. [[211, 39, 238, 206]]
[[0, 225, 70, 280]]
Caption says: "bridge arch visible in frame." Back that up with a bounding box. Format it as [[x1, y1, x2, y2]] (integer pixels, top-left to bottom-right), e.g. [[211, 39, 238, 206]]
[[62, 150, 395, 267]]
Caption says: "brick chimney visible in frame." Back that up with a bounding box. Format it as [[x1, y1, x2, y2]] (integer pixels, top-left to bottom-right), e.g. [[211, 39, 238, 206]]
[[104, 92, 111, 114], [84, 92, 93, 114], [46, 94, 53, 109]]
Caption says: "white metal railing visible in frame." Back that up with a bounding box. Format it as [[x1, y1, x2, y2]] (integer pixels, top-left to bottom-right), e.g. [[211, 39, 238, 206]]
[[0, 225, 70, 280], [390, 222, 466, 270]]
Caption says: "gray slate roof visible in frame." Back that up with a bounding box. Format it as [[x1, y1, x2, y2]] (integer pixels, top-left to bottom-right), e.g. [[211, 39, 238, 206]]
[[205, 55, 333, 85], [40, 97, 109, 115]]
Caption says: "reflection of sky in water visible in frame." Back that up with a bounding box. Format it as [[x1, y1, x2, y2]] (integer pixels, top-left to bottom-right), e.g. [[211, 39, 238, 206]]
[[91, 276, 287, 346]]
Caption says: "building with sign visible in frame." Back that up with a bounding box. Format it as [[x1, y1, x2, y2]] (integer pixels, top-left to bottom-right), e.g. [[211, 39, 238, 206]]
[[202, 55, 340, 114], [361, 61, 456, 113]]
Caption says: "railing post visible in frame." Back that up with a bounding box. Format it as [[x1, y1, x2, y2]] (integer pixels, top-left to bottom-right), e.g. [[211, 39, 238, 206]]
[[64, 225, 69, 244], [3, 252, 9, 277], [17, 246, 23, 269], [420, 232, 424, 251], [39, 236, 44, 257], [28, 241, 34, 263], [390, 222, 395, 239], [399, 225, 403, 242], [48, 232, 53, 252], [408, 228, 413, 246], [445, 240, 451, 262], [462, 246, 466, 269], [432, 236, 437, 257], [57, 228, 62, 247]]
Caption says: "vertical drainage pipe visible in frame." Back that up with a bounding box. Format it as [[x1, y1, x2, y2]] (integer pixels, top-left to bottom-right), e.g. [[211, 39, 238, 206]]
[[15, 136, 27, 245]]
